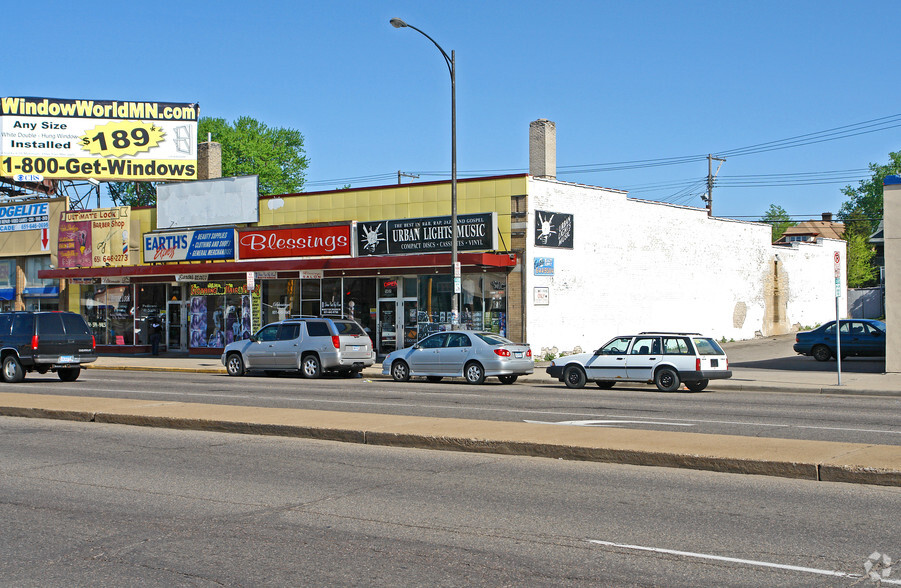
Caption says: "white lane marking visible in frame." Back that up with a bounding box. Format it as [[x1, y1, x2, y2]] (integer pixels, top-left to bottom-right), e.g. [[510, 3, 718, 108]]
[[587, 539, 901, 584], [524, 419, 693, 427]]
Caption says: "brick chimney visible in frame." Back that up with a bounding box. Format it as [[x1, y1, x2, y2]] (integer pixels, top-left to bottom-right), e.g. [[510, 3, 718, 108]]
[[197, 140, 222, 180], [529, 119, 556, 179]]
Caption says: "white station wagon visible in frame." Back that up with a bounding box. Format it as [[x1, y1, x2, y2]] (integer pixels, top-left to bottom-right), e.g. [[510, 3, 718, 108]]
[[546, 332, 731, 392]]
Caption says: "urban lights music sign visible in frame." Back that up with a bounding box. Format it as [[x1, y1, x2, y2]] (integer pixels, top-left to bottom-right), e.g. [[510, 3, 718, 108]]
[[0, 96, 198, 181], [356, 212, 497, 256]]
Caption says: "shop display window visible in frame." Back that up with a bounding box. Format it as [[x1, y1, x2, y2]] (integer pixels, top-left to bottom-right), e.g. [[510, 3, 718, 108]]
[[262, 279, 297, 323], [80, 284, 134, 345], [300, 278, 320, 317], [188, 283, 256, 349], [135, 284, 168, 346], [343, 278, 376, 337], [0, 260, 15, 310], [418, 273, 507, 337]]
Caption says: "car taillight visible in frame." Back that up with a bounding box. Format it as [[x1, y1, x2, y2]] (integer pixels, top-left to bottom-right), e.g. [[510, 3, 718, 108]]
[[494, 348, 511, 357], [92, 335, 96, 349], [526, 349, 532, 358], [331, 335, 340, 349], [696, 357, 701, 371], [31, 335, 39, 350]]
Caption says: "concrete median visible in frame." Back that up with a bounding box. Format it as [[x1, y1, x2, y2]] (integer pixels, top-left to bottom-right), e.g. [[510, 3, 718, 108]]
[[2, 392, 899, 487]]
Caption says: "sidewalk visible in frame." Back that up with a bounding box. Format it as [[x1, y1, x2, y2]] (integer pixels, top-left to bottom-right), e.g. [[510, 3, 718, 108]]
[[0, 348, 897, 487]]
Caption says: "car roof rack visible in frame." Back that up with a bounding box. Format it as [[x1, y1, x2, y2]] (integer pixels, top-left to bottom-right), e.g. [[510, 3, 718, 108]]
[[638, 331, 703, 336]]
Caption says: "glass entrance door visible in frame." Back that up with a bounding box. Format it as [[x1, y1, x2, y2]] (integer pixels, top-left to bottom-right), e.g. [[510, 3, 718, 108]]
[[376, 277, 418, 356], [166, 301, 188, 351]]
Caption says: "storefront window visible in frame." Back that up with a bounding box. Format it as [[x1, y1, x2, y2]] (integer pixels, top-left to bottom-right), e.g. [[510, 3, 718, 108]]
[[24, 257, 59, 311], [188, 282, 258, 349], [135, 284, 168, 346], [80, 284, 133, 345], [321, 278, 342, 317], [418, 273, 507, 337], [0, 260, 15, 311], [262, 279, 296, 323], [343, 278, 375, 337]]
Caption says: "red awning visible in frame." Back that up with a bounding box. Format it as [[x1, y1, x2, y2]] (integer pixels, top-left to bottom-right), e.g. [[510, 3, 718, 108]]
[[39, 252, 517, 280]]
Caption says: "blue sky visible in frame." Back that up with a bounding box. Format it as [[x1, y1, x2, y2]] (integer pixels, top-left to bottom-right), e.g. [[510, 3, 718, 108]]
[[6, 1, 900, 220]]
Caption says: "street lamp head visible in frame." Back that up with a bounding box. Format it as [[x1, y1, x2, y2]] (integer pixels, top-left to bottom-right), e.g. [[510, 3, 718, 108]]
[[389, 17, 408, 28]]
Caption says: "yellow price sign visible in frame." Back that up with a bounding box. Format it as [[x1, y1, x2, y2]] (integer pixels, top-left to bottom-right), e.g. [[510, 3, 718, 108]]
[[79, 120, 165, 157]]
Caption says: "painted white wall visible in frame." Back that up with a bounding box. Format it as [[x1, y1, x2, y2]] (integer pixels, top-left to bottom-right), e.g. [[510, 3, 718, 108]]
[[524, 178, 846, 353]]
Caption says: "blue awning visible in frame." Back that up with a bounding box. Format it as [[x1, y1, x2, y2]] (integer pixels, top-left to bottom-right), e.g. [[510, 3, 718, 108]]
[[23, 285, 59, 297], [0, 287, 14, 301]]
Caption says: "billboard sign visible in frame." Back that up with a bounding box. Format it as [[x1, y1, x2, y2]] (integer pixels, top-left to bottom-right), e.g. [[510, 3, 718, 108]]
[[0, 201, 49, 232], [58, 207, 131, 268], [1, 97, 197, 181], [143, 228, 235, 263], [356, 212, 497, 256], [237, 225, 352, 260]]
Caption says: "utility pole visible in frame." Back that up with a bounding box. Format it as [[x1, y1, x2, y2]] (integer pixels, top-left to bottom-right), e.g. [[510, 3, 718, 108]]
[[704, 154, 726, 217], [397, 171, 420, 184]]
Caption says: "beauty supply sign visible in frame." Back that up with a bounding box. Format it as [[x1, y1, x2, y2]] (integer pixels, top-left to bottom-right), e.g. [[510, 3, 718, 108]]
[[0, 201, 49, 232], [58, 207, 131, 268], [0, 96, 198, 181], [237, 225, 352, 260], [143, 229, 235, 263], [357, 212, 497, 256]]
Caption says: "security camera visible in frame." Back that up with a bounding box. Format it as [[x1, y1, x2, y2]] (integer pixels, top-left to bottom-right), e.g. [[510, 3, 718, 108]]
[[87, 178, 101, 187]]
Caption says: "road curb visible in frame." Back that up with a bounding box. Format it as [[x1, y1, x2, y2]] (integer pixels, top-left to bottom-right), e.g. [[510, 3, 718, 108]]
[[1, 394, 899, 487]]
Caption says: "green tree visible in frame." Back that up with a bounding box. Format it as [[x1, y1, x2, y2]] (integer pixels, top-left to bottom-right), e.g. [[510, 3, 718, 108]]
[[760, 203, 795, 241], [108, 182, 159, 207], [838, 150, 901, 237], [199, 116, 308, 196], [845, 231, 878, 287], [108, 115, 308, 207], [838, 151, 899, 288]]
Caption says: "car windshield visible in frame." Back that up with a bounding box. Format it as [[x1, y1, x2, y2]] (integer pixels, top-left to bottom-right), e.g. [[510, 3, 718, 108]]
[[333, 320, 365, 336], [476, 333, 514, 345], [693, 337, 726, 356]]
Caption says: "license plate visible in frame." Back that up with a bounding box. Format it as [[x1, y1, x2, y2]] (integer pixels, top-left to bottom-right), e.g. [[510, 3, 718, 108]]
[[711, 359, 718, 367], [59, 355, 76, 363], [514, 352, 523, 358], [352, 346, 361, 351]]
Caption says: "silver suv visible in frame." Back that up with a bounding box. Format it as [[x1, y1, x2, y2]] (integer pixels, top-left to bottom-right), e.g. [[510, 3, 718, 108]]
[[546, 332, 731, 392], [222, 317, 374, 378]]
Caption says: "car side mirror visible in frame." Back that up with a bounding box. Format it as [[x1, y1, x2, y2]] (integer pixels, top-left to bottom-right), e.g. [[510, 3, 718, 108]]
[[594, 349, 602, 355], [413, 343, 421, 350], [250, 335, 258, 343]]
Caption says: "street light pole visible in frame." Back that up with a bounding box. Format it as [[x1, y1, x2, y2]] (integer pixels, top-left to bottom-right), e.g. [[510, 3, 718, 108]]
[[390, 18, 459, 327]]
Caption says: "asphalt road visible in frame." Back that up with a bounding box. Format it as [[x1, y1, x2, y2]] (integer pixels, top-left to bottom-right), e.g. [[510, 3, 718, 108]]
[[5, 367, 900, 445], [3, 416, 900, 587]]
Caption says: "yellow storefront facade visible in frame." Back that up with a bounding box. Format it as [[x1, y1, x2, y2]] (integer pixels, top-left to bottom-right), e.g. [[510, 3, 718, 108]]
[[40, 175, 527, 356]]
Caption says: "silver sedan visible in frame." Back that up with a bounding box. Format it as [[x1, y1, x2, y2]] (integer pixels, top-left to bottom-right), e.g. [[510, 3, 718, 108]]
[[381, 330, 533, 385]]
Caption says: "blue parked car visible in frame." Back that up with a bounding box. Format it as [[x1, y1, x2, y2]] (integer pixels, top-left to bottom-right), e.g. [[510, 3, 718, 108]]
[[793, 319, 886, 362]]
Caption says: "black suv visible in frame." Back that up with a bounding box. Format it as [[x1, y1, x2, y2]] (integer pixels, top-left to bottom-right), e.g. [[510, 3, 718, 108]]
[[0, 311, 97, 382]]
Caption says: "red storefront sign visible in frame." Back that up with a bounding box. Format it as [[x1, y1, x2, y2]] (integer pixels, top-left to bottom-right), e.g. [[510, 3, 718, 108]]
[[237, 225, 352, 260]]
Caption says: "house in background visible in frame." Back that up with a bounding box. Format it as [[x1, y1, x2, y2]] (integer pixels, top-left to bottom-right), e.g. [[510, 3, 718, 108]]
[[775, 212, 845, 244]]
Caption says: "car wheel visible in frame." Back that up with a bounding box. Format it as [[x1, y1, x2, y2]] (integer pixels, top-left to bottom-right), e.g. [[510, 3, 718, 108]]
[[595, 381, 615, 389], [2, 356, 25, 383], [685, 379, 708, 392], [391, 360, 410, 382], [426, 376, 443, 383], [226, 353, 245, 377], [57, 367, 81, 382], [498, 375, 518, 384], [464, 361, 485, 385], [301, 354, 322, 379], [812, 345, 832, 362], [563, 365, 586, 389], [654, 367, 680, 392]]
